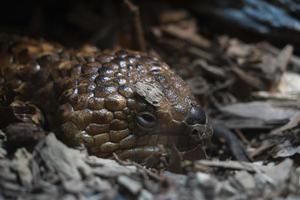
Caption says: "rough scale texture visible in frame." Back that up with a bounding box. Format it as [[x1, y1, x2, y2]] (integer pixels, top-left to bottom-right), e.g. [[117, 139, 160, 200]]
[[0, 34, 211, 161]]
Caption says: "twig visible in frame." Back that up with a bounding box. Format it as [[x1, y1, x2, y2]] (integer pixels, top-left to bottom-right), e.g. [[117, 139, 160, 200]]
[[124, 0, 147, 52], [113, 153, 165, 182], [213, 122, 251, 162], [250, 142, 275, 158], [195, 160, 269, 172], [234, 129, 250, 145], [161, 25, 211, 48], [270, 113, 300, 135], [231, 66, 264, 90]]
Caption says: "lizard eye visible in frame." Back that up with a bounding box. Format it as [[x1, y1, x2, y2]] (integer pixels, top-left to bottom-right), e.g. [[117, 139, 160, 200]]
[[137, 112, 157, 128]]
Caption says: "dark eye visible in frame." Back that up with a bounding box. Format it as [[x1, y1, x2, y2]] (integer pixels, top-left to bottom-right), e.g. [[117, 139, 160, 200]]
[[137, 112, 157, 128]]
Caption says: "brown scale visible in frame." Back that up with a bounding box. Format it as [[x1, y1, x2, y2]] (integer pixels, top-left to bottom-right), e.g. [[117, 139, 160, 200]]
[[0, 34, 212, 162]]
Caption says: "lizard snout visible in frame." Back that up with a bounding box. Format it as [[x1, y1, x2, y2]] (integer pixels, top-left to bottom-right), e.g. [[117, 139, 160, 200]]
[[185, 106, 207, 125], [184, 106, 212, 143]]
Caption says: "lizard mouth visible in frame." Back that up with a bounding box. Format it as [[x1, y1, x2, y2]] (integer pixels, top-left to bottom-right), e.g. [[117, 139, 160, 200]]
[[184, 106, 212, 143]]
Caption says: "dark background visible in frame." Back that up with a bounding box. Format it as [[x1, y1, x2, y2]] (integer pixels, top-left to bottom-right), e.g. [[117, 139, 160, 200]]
[[0, 0, 300, 52]]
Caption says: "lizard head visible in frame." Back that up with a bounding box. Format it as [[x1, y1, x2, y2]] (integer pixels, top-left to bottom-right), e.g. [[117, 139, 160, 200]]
[[59, 49, 212, 160]]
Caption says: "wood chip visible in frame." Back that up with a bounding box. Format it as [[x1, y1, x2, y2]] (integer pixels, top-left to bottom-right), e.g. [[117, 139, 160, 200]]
[[195, 160, 270, 172], [118, 175, 142, 194]]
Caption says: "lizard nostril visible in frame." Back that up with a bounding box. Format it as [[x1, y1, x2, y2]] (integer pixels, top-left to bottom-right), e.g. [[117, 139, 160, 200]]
[[192, 128, 199, 136], [185, 106, 207, 125]]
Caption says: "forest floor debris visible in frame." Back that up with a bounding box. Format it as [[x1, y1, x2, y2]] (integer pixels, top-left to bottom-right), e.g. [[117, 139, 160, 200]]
[[1, 1, 300, 199]]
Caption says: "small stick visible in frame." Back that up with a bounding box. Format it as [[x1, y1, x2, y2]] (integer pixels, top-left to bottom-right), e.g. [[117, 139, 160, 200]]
[[124, 0, 147, 52], [113, 153, 165, 182], [234, 129, 250, 145]]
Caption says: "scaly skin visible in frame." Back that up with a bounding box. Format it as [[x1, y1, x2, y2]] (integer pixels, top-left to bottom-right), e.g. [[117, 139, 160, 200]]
[[0, 34, 212, 161]]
